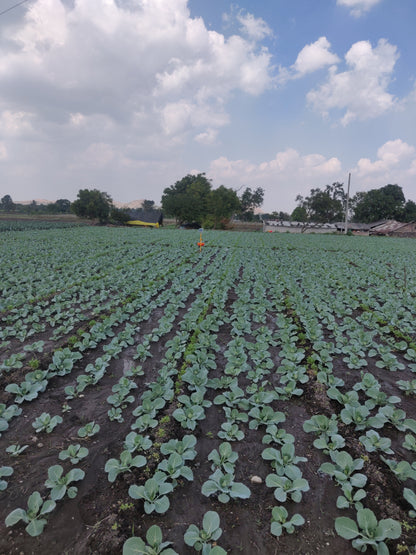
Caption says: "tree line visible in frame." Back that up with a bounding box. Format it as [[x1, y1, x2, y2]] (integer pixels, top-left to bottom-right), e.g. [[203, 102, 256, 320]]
[[2, 178, 415, 226], [0, 195, 71, 215], [291, 183, 416, 224], [1, 176, 265, 228]]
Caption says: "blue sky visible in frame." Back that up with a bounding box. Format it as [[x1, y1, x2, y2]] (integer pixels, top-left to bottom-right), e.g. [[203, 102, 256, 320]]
[[0, 0, 415, 212]]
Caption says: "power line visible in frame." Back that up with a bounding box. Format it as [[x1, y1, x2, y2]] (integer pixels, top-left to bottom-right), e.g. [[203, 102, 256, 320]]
[[0, 0, 30, 18]]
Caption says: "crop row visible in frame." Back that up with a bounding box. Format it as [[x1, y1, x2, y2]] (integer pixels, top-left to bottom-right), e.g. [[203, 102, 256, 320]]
[[1, 228, 416, 553]]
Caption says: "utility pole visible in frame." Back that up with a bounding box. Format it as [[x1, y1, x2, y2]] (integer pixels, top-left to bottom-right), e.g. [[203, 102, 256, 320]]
[[344, 172, 351, 235]]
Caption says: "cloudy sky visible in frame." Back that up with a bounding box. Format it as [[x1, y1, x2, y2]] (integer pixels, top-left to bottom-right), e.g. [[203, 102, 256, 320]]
[[1, 0, 415, 212]]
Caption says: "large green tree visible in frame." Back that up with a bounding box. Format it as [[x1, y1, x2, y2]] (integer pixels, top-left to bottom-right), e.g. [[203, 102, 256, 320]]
[[71, 189, 113, 223], [402, 200, 416, 222], [294, 182, 345, 223], [207, 185, 241, 228], [352, 184, 405, 223], [239, 187, 264, 221], [162, 174, 241, 227], [162, 173, 212, 225], [1, 194, 15, 212]]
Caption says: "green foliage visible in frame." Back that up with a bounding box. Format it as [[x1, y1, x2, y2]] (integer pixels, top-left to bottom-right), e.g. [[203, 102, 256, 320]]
[[201, 469, 251, 503], [128, 471, 173, 514], [59, 444, 89, 464], [161, 173, 212, 225], [262, 444, 307, 477], [359, 430, 393, 455], [160, 435, 197, 461], [206, 185, 241, 228], [208, 442, 238, 474], [319, 451, 367, 489], [335, 508, 401, 552], [352, 184, 406, 222], [403, 488, 416, 518], [45, 465, 85, 501], [265, 467, 310, 503], [105, 450, 146, 483], [239, 187, 264, 221], [5, 491, 56, 537], [157, 452, 193, 484], [123, 432, 153, 454], [0, 465, 13, 490], [184, 511, 225, 553], [270, 506, 305, 536], [217, 421, 245, 441], [32, 412, 63, 433], [294, 182, 345, 223], [6, 444, 28, 457], [123, 524, 178, 555], [71, 188, 112, 223], [162, 173, 240, 226], [77, 421, 100, 438]]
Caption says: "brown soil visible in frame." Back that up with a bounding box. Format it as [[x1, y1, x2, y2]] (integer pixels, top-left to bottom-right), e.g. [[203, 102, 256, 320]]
[[1, 264, 416, 555]]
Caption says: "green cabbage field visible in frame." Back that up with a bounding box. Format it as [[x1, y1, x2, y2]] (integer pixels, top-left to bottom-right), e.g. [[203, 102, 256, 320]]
[[1, 226, 416, 554]]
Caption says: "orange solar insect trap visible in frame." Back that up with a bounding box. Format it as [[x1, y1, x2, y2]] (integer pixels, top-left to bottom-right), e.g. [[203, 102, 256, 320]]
[[197, 229, 205, 252]]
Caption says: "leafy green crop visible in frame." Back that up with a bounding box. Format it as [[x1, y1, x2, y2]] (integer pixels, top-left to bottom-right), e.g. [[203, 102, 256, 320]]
[[201, 469, 251, 503], [45, 465, 85, 500], [5, 491, 56, 536], [270, 506, 305, 536], [184, 511, 226, 554], [123, 524, 178, 555], [335, 508, 401, 553], [105, 450, 146, 483], [59, 444, 89, 464], [208, 442, 238, 474], [129, 471, 174, 514], [77, 421, 100, 438], [32, 413, 63, 433], [265, 467, 310, 503], [0, 465, 13, 490]]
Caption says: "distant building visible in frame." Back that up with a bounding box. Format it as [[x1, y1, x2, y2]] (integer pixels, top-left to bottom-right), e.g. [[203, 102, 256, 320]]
[[263, 220, 337, 233], [263, 219, 416, 237]]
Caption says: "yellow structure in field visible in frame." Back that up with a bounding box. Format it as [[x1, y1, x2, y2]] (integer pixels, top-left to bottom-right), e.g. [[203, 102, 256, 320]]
[[127, 220, 159, 228]]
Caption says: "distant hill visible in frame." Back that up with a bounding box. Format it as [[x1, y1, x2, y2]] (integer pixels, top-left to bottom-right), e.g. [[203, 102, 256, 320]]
[[14, 199, 147, 209], [15, 199, 54, 205], [113, 200, 145, 209]]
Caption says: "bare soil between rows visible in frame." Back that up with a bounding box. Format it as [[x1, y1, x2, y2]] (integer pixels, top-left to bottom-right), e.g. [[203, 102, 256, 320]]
[[1, 284, 416, 554]]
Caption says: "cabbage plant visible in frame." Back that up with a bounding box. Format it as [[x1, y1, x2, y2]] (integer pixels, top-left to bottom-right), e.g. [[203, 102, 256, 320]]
[[5, 491, 56, 536], [105, 450, 146, 483], [123, 524, 178, 555], [45, 465, 85, 500], [59, 444, 89, 464], [157, 452, 193, 484], [0, 465, 13, 490], [319, 451, 367, 489], [208, 442, 238, 474], [335, 508, 401, 553], [266, 467, 309, 503], [129, 471, 173, 514], [270, 506, 305, 537], [201, 469, 251, 503], [77, 421, 100, 438], [160, 434, 197, 461], [32, 413, 63, 433], [184, 511, 226, 554]]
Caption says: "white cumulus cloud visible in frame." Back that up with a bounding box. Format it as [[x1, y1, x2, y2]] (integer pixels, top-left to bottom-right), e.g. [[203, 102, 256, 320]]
[[355, 139, 416, 179], [292, 37, 340, 77], [236, 11, 273, 41], [209, 149, 343, 211], [307, 39, 399, 124], [0, 0, 274, 147], [336, 0, 383, 17]]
